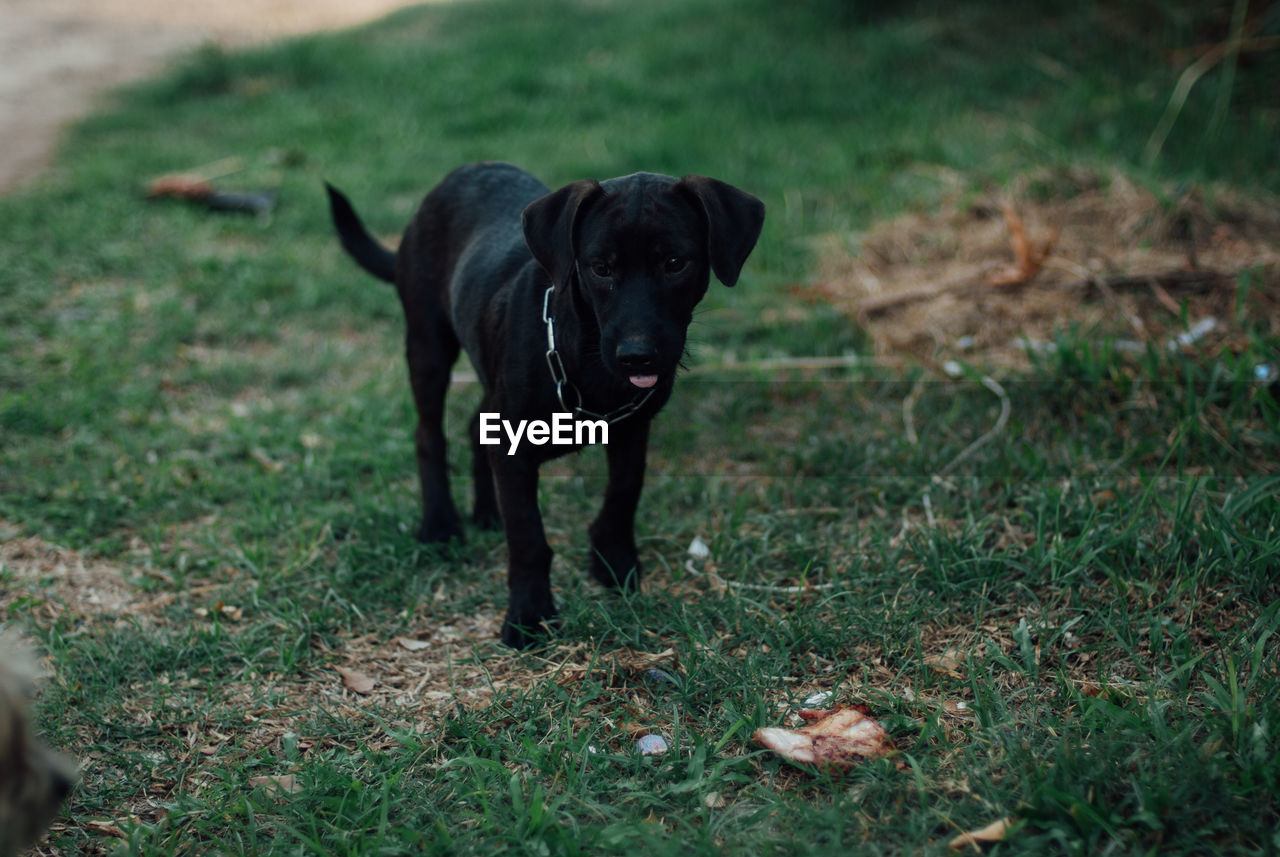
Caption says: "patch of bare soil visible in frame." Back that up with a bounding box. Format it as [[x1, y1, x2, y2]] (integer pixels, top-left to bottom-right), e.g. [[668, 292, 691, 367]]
[[808, 167, 1280, 368], [0, 523, 154, 625], [0, 0, 432, 193]]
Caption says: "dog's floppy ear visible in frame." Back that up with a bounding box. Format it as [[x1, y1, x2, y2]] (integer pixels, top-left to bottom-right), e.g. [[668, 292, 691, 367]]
[[676, 176, 765, 287], [522, 179, 603, 287]]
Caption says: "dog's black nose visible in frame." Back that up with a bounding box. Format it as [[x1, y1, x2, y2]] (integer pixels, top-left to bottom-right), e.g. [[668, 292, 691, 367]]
[[616, 338, 658, 370]]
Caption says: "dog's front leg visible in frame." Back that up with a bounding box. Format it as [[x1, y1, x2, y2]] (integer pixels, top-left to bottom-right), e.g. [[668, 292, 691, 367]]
[[491, 452, 557, 649], [587, 420, 649, 591]]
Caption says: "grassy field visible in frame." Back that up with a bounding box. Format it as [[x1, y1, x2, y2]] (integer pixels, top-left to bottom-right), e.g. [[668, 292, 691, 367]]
[[2, 0, 1278, 854]]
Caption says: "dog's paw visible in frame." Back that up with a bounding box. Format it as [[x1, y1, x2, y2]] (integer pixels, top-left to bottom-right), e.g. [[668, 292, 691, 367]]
[[500, 608, 560, 650], [471, 506, 502, 531], [416, 514, 464, 545], [588, 547, 642, 591]]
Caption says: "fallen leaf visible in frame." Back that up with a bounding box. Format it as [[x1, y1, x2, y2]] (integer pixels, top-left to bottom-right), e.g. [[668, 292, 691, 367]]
[[395, 636, 432, 651], [925, 648, 965, 678], [335, 665, 375, 695], [616, 647, 678, 671], [248, 774, 302, 795], [85, 819, 127, 838], [988, 206, 1058, 287], [249, 447, 284, 473], [216, 602, 243, 622], [1091, 489, 1117, 507], [753, 705, 901, 773], [147, 175, 214, 199], [145, 156, 245, 199], [948, 817, 1014, 850], [193, 602, 243, 622]]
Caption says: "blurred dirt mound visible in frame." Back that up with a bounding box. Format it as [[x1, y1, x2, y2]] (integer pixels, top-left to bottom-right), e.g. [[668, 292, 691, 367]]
[[810, 167, 1280, 368]]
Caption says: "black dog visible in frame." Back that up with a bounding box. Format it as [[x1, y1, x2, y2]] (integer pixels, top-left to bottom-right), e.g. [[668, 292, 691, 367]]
[[326, 162, 764, 648]]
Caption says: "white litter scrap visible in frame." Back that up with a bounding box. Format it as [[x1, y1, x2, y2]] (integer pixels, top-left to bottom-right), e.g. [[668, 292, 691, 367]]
[[1169, 316, 1217, 350], [636, 734, 669, 756]]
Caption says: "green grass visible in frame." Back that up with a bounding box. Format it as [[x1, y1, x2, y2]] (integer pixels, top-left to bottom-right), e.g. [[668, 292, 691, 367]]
[[2, 0, 1278, 854]]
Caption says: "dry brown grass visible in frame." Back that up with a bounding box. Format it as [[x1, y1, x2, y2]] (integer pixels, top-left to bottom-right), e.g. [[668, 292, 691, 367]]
[[807, 168, 1280, 367]]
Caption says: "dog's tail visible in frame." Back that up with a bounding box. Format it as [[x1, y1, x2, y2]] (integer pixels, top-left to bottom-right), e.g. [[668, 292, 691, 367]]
[[325, 182, 397, 284]]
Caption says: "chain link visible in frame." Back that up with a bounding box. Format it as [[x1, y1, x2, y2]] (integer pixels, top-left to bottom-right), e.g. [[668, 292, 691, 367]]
[[542, 286, 655, 424]]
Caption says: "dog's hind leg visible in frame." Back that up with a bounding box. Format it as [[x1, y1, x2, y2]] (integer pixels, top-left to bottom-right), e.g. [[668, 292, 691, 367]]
[[587, 420, 648, 591], [405, 316, 464, 544], [469, 407, 502, 530]]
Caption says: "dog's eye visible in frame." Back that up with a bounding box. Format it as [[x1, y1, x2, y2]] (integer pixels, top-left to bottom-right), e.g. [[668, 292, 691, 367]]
[[590, 261, 612, 279], [664, 256, 688, 275]]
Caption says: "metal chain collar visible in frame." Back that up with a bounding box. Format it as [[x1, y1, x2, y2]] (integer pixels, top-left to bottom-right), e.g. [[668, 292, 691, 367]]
[[542, 286, 655, 424]]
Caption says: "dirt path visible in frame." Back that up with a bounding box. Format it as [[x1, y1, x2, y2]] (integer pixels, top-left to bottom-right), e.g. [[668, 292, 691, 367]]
[[0, 0, 430, 193]]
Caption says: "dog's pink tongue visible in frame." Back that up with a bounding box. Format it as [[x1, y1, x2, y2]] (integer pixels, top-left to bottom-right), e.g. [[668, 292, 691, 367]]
[[629, 374, 659, 389]]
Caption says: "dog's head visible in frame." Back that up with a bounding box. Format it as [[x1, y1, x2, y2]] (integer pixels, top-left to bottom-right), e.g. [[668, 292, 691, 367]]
[[523, 172, 764, 391], [0, 632, 77, 857]]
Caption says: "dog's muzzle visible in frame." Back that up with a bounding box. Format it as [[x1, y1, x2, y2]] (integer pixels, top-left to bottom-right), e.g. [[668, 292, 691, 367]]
[[616, 337, 660, 388]]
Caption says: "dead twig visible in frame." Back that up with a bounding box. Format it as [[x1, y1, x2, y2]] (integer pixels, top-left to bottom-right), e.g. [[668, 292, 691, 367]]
[[854, 275, 983, 317], [858, 269, 1232, 319], [1070, 270, 1232, 296], [855, 206, 1059, 316]]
